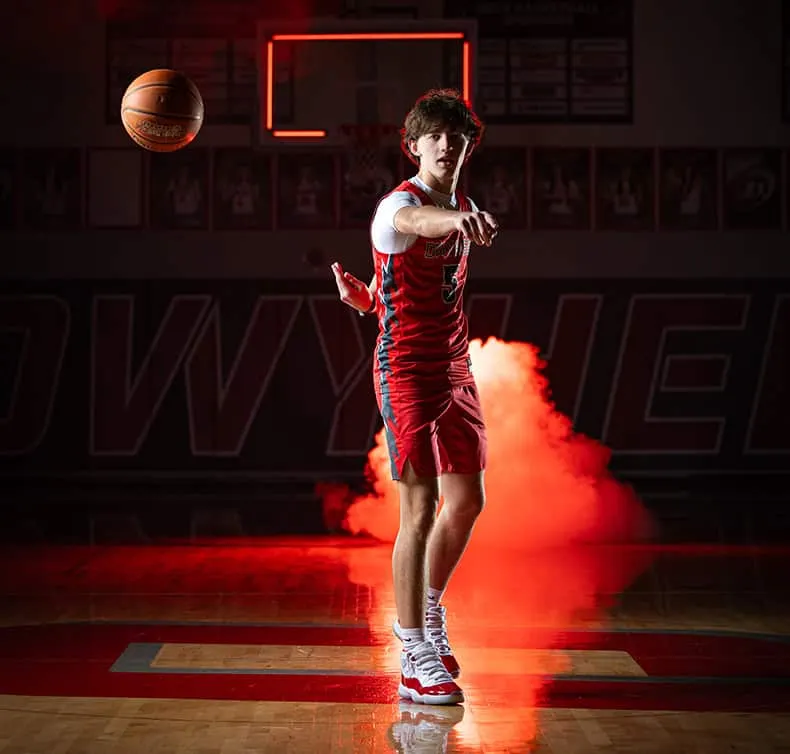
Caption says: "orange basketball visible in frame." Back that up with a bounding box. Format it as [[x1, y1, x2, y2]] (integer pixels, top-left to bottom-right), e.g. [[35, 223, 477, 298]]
[[121, 69, 204, 152]]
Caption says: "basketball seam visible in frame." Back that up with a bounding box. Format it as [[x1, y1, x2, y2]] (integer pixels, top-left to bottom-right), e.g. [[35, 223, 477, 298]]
[[124, 81, 202, 98], [122, 106, 203, 121]]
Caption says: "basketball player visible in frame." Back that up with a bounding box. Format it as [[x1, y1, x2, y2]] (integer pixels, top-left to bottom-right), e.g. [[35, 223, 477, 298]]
[[39, 168, 67, 218], [610, 165, 640, 217], [226, 164, 259, 219], [294, 164, 324, 221], [482, 164, 519, 219], [679, 166, 703, 217], [544, 163, 580, 218], [331, 89, 498, 705], [165, 164, 202, 223]]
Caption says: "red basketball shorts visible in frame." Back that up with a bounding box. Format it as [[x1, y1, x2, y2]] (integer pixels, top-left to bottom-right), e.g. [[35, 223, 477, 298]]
[[374, 381, 487, 481]]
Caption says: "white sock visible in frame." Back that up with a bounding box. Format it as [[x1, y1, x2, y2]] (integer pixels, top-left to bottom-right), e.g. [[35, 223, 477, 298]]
[[426, 587, 444, 606], [399, 626, 426, 646]]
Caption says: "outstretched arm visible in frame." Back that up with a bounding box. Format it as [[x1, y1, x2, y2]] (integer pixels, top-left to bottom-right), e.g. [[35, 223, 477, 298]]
[[394, 206, 498, 246]]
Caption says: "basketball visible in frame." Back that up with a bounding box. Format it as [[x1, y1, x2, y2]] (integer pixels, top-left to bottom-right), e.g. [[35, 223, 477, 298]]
[[121, 69, 204, 153]]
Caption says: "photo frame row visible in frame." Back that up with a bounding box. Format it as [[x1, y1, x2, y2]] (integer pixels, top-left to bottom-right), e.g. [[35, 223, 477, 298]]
[[0, 145, 788, 232]]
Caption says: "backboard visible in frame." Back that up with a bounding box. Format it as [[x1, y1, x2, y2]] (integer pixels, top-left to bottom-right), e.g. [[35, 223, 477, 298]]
[[256, 19, 477, 147]]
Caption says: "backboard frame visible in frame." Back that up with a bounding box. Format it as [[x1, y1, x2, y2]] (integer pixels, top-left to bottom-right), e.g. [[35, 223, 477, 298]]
[[255, 18, 477, 147]]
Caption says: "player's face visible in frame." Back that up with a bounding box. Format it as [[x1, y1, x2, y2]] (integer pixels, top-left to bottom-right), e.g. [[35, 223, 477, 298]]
[[412, 126, 470, 189]]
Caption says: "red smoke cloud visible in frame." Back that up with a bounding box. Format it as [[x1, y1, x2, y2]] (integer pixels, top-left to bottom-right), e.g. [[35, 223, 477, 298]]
[[321, 338, 653, 548]]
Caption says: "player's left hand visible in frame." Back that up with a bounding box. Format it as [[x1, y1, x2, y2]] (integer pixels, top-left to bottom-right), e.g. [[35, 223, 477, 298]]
[[456, 210, 499, 247], [331, 262, 373, 313]]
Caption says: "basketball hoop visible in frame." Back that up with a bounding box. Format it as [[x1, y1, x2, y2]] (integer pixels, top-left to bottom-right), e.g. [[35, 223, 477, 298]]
[[340, 123, 400, 179]]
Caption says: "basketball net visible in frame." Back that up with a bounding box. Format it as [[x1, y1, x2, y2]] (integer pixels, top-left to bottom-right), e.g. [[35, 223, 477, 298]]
[[340, 123, 399, 181]]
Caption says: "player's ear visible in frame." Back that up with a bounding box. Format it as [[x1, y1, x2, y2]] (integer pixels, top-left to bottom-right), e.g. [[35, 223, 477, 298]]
[[407, 137, 419, 159]]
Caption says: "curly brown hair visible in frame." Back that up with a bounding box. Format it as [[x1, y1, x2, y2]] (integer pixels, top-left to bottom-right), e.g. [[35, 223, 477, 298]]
[[400, 88, 484, 166]]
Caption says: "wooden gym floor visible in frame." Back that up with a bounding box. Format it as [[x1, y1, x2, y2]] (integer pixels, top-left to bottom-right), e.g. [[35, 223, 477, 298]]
[[0, 537, 788, 753]]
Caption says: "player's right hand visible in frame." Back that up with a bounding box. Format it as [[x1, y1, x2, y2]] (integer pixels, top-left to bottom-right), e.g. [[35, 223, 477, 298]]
[[331, 262, 373, 313], [455, 211, 499, 247]]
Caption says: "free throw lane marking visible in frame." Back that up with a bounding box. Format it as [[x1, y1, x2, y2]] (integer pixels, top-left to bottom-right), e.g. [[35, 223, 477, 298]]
[[113, 643, 646, 677]]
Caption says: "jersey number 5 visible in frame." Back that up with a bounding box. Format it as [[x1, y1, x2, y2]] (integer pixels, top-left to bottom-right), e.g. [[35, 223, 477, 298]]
[[442, 264, 460, 304]]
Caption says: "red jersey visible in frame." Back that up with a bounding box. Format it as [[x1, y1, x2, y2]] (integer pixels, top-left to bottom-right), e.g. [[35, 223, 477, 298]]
[[371, 180, 474, 389]]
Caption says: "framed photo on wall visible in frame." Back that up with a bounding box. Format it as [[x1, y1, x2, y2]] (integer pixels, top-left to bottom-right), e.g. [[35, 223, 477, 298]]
[[149, 148, 209, 229], [276, 152, 337, 230], [87, 148, 144, 229], [594, 148, 655, 231], [0, 149, 18, 230], [722, 148, 782, 231], [340, 146, 401, 229], [22, 148, 83, 230], [466, 147, 526, 229], [658, 148, 718, 231], [213, 148, 273, 230], [531, 147, 591, 230]]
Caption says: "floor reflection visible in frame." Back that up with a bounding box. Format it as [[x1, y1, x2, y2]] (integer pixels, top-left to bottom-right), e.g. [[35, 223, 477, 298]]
[[0, 539, 788, 753]]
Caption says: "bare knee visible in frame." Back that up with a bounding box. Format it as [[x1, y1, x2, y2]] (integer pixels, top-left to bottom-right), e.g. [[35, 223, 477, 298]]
[[401, 495, 438, 539], [398, 464, 439, 539], [441, 472, 486, 523], [449, 491, 485, 523]]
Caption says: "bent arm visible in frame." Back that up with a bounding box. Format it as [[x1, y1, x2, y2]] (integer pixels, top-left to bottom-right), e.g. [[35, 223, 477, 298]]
[[394, 205, 458, 238]]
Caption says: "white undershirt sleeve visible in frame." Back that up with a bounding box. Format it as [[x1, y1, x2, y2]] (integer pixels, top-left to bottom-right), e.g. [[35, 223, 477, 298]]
[[370, 191, 422, 254]]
